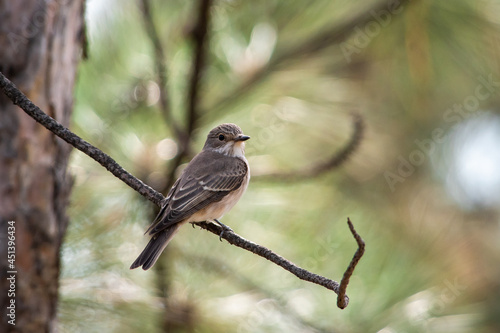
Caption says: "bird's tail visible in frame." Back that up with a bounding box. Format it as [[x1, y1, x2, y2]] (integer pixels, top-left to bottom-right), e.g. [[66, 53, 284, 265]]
[[130, 224, 181, 270]]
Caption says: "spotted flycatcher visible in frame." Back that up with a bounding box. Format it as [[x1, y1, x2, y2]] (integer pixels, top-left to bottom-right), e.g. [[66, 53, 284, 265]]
[[130, 123, 250, 270]]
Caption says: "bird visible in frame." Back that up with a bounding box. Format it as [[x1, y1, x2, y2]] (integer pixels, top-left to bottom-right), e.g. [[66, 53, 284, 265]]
[[130, 123, 250, 270]]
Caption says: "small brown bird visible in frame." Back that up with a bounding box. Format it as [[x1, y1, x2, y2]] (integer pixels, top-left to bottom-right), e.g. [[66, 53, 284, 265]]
[[130, 123, 250, 270]]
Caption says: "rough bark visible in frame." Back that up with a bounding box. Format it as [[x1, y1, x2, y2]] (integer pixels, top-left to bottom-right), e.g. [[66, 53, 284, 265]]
[[0, 0, 85, 332]]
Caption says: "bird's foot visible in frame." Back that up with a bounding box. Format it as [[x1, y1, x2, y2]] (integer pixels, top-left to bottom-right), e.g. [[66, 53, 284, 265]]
[[213, 219, 233, 241]]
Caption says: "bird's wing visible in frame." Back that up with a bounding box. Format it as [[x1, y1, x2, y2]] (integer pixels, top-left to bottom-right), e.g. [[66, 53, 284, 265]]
[[147, 152, 248, 235], [144, 177, 181, 235]]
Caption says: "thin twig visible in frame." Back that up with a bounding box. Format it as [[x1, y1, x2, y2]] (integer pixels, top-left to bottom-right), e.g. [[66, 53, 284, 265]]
[[0, 71, 164, 206], [139, 0, 184, 139], [255, 113, 364, 181], [337, 218, 365, 309], [0, 70, 365, 309]]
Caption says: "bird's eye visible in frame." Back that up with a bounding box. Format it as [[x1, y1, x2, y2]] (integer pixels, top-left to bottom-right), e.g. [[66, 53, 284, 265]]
[[218, 134, 225, 141]]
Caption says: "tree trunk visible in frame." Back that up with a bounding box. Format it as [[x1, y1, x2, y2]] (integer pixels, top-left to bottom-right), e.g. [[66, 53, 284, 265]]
[[0, 1, 85, 332]]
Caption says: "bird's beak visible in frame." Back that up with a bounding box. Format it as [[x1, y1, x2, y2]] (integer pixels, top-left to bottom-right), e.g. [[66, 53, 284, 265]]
[[235, 135, 250, 142]]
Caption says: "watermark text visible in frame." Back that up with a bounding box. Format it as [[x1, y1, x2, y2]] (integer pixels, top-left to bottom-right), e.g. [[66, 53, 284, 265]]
[[6, 220, 16, 326]]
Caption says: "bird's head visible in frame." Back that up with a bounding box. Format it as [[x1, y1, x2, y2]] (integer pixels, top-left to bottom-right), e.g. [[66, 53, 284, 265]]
[[204, 123, 250, 157]]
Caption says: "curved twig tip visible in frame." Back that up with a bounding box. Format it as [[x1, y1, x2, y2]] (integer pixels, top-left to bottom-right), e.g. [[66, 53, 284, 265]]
[[337, 217, 365, 309]]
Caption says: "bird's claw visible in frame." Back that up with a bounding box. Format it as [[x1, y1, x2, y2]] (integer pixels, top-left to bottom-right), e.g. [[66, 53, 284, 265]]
[[214, 219, 232, 241]]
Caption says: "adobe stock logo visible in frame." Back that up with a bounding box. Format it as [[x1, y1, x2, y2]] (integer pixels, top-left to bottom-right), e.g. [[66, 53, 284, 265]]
[[384, 74, 500, 192], [430, 277, 467, 314], [340, 0, 405, 63]]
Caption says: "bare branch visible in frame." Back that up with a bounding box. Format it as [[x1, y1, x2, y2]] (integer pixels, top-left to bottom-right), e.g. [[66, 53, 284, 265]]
[[1, 70, 364, 309], [255, 113, 364, 182], [193, 220, 365, 309], [0, 71, 164, 206]]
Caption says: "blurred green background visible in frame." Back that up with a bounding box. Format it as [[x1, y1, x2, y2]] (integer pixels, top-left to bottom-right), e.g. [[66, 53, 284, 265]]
[[59, 0, 500, 332]]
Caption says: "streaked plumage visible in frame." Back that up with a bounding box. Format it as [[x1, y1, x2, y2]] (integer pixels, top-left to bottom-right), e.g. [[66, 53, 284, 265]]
[[130, 123, 250, 270]]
